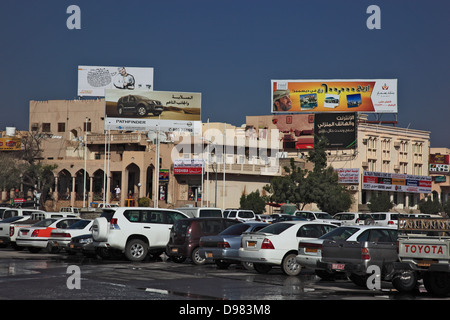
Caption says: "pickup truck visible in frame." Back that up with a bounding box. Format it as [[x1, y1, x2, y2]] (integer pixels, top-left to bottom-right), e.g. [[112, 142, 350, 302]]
[[318, 225, 398, 288], [393, 217, 450, 296]]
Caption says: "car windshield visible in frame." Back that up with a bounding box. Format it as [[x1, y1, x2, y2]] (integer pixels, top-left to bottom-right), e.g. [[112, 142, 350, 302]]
[[220, 223, 251, 235], [258, 223, 293, 235], [67, 220, 91, 229], [319, 226, 359, 240], [0, 216, 24, 223], [316, 213, 333, 219], [32, 218, 57, 227], [199, 209, 222, 218]]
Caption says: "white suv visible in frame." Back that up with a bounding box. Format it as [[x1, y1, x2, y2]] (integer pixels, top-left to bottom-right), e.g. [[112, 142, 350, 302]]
[[224, 209, 256, 222], [92, 207, 189, 261]]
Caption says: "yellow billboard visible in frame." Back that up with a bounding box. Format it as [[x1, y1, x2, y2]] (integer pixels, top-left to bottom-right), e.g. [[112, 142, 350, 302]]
[[0, 137, 21, 150]]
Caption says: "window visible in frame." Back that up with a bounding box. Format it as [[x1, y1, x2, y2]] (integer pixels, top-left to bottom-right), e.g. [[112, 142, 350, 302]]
[[298, 224, 326, 238], [83, 121, 92, 132], [42, 123, 51, 132], [58, 123, 66, 132]]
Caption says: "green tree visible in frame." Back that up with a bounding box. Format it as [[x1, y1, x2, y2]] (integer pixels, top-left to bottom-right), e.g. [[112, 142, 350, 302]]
[[263, 136, 353, 213], [418, 197, 442, 215], [240, 190, 266, 214], [367, 192, 394, 212]]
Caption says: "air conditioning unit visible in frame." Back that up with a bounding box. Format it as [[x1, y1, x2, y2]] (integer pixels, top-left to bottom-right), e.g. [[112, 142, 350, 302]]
[[362, 161, 369, 167], [349, 185, 359, 191], [394, 141, 401, 148], [394, 165, 400, 171], [362, 138, 368, 144]]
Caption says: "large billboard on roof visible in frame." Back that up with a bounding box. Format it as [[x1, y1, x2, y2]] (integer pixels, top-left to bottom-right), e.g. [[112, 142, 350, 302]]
[[78, 66, 154, 97], [104, 89, 201, 134], [271, 79, 397, 114]]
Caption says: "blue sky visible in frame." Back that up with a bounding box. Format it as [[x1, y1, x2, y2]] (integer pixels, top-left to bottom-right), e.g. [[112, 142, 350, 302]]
[[1, 0, 449, 147]]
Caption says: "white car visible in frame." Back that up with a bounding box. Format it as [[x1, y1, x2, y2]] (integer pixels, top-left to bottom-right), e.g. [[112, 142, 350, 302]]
[[296, 225, 398, 279], [371, 212, 399, 226], [225, 209, 257, 222], [332, 212, 375, 226], [239, 221, 337, 276], [0, 216, 31, 247], [294, 211, 341, 226], [92, 207, 189, 262], [16, 217, 81, 253], [48, 219, 93, 252]]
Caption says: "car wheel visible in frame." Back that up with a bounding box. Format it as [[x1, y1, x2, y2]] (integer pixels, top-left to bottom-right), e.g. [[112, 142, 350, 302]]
[[92, 217, 108, 242], [125, 239, 148, 262], [423, 272, 450, 297], [242, 262, 254, 270], [349, 273, 368, 287], [136, 105, 148, 116], [191, 247, 206, 265], [254, 263, 272, 274], [281, 253, 301, 276], [392, 271, 418, 293], [171, 256, 186, 263], [215, 260, 231, 269]]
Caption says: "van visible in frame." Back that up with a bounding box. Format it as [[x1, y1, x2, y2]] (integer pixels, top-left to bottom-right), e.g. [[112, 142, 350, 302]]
[[166, 217, 241, 265], [371, 212, 399, 226], [332, 212, 374, 226], [175, 207, 223, 218]]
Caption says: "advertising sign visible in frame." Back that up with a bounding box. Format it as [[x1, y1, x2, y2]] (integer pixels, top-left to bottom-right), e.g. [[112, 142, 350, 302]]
[[174, 159, 204, 175], [429, 154, 449, 175], [314, 112, 357, 149], [271, 79, 398, 113], [78, 66, 154, 97], [0, 137, 21, 151], [105, 89, 201, 134], [362, 171, 432, 194], [335, 168, 360, 184]]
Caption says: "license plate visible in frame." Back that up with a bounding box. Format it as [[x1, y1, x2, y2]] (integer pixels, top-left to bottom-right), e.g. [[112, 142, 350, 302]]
[[22, 231, 28, 235], [247, 241, 256, 247], [206, 252, 213, 258], [332, 263, 345, 270], [69, 244, 74, 248], [171, 248, 178, 253]]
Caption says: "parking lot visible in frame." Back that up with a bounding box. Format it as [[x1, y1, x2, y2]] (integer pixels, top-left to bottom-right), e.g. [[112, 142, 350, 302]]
[[0, 247, 444, 303]]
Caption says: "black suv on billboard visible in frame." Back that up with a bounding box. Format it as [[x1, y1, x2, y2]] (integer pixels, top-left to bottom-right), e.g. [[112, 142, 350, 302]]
[[117, 94, 164, 117]]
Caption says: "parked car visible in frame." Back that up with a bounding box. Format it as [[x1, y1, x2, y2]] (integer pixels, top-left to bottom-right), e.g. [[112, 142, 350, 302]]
[[224, 209, 257, 222], [59, 207, 81, 215], [0, 207, 11, 220], [297, 225, 395, 280], [332, 212, 374, 226], [0, 216, 31, 247], [175, 207, 223, 218], [16, 218, 81, 253], [117, 94, 164, 117], [199, 222, 268, 269], [47, 219, 93, 252], [318, 225, 398, 287], [239, 221, 337, 276], [256, 215, 274, 223], [371, 212, 399, 226], [294, 211, 341, 226], [92, 207, 189, 262], [166, 218, 242, 265], [67, 234, 95, 256], [1, 208, 47, 220]]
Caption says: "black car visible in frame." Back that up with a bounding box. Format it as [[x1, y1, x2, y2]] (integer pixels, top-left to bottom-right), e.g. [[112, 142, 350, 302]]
[[117, 94, 164, 117], [166, 218, 241, 265]]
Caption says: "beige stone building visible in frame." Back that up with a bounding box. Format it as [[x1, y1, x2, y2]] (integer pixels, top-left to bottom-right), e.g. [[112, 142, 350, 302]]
[[27, 98, 437, 213]]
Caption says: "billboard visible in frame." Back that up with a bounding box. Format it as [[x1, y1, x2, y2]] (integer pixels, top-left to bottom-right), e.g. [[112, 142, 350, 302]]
[[0, 137, 21, 151], [271, 79, 398, 113], [314, 112, 357, 149], [174, 159, 204, 175], [78, 66, 154, 97], [363, 171, 432, 194], [105, 89, 201, 134], [429, 154, 449, 175]]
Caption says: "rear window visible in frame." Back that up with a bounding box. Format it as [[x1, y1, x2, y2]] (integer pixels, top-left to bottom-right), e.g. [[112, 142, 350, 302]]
[[227, 211, 237, 218], [258, 223, 293, 235], [238, 211, 255, 218], [32, 219, 57, 227], [199, 209, 222, 218], [0, 216, 24, 223], [173, 219, 192, 234], [67, 220, 91, 229], [220, 223, 251, 235], [100, 209, 116, 222], [319, 226, 359, 241]]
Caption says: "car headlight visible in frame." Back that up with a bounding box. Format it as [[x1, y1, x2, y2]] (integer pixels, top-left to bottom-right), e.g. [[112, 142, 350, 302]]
[[79, 238, 93, 244]]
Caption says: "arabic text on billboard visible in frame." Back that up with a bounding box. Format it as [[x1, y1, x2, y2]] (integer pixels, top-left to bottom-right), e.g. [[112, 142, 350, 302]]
[[362, 171, 431, 193], [271, 79, 397, 114], [314, 112, 357, 149]]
